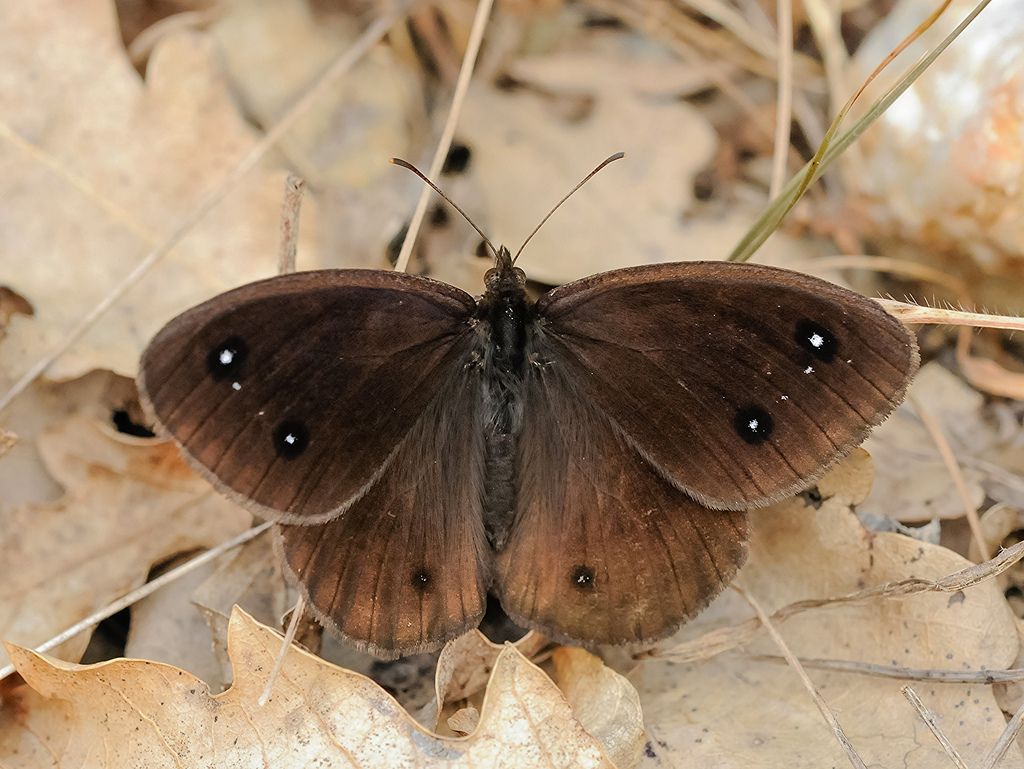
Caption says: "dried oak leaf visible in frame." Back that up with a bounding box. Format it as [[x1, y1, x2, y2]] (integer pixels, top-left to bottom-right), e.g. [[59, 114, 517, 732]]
[[0, 415, 250, 670], [3, 609, 625, 769], [634, 451, 1022, 768], [0, 0, 316, 388]]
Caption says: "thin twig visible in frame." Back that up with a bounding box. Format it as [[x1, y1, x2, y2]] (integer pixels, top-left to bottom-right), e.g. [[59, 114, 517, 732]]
[[981, 699, 1024, 769], [901, 686, 970, 769], [394, 0, 495, 274], [0, 521, 273, 682], [277, 175, 306, 275], [736, 586, 867, 769], [910, 394, 988, 561], [258, 593, 306, 706], [751, 655, 1024, 684], [768, 0, 793, 199], [0, 4, 410, 417]]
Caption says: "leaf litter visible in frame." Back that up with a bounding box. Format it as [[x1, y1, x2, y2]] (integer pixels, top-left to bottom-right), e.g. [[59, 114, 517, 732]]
[[2, 0, 1024, 767]]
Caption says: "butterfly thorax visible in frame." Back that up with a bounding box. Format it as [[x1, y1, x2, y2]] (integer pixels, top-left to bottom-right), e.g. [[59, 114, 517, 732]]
[[477, 248, 532, 549]]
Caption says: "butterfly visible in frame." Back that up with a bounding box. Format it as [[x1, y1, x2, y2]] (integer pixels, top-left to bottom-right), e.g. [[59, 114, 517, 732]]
[[138, 162, 919, 658]]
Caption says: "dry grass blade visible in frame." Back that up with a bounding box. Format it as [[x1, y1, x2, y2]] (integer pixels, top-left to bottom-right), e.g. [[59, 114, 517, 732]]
[[901, 685, 970, 769], [394, 0, 495, 274], [736, 586, 868, 769], [654, 539, 1024, 664], [0, 3, 411, 416], [258, 593, 306, 707]]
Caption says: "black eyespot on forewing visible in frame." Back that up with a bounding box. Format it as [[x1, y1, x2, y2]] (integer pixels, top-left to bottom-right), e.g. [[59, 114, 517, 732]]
[[734, 405, 773, 444], [207, 336, 248, 380], [795, 319, 838, 363], [273, 420, 309, 459], [571, 565, 595, 590], [411, 568, 432, 592]]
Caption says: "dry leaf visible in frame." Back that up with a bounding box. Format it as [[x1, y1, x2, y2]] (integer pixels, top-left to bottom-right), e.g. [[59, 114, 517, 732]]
[[191, 530, 288, 686], [635, 451, 1022, 767], [0, 372, 139, 514], [123, 555, 225, 690], [4, 608, 620, 769], [0, 0, 318, 386], [0, 415, 250, 669], [209, 0, 420, 189], [861, 362, 988, 522], [453, 42, 717, 286]]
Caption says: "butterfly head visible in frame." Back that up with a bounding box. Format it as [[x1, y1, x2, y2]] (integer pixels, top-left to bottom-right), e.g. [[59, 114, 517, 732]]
[[484, 246, 527, 293]]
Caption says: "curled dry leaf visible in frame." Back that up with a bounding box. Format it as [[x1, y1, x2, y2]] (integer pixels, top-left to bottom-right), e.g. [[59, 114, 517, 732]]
[[433, 628, 548, 715], [0, 0, 317, 386], [0, 415, 250, 670], [634, 451, 1022, 768], [3, 609, 626, 769]]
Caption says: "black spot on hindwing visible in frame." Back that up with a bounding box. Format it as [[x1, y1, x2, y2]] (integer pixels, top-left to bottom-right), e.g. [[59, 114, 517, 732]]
[[571, 565, 595, 590], [273, 420, 309, 459], [411, 568, 432, 592], [734, 405, 773, 444]]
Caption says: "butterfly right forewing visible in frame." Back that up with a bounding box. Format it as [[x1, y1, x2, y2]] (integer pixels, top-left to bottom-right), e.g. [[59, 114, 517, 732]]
[[533, 262, 918, 511]]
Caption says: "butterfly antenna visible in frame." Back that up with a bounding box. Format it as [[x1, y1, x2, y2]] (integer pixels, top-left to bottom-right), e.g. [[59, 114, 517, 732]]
[[513, 152, 625, 264], [390, 158, 499, 259]]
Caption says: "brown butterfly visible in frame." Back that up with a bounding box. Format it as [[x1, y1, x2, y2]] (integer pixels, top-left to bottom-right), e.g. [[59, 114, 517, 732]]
[[138, 161, 918, 658]]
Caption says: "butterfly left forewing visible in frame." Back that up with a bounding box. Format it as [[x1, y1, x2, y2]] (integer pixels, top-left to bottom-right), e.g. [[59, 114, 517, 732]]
[[139, 269, 477, 524], [534, 261, 918, 510], [495, 361, 748, 646], [276, 371, 489, 657]]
